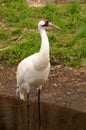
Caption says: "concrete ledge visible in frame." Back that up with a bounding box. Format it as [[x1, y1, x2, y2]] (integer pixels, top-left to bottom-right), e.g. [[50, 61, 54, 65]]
[[29, 100, 86, 130], [0, 94, 86, 130], [0, 94, 27, 130]]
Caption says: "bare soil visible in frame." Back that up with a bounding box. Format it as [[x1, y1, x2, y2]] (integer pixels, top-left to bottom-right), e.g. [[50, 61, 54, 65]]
[[0, 64, 86, 112]]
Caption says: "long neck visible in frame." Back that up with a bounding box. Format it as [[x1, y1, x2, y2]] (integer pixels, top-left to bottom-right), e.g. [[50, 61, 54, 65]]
[[33, 27, 50, 70], [39, 28, 49, 60]]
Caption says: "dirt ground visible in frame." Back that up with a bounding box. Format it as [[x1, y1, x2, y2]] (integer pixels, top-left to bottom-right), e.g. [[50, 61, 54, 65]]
[[0, 64, 86, 112]]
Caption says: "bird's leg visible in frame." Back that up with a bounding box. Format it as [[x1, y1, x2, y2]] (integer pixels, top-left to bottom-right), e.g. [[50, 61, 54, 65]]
[[27, 93, 30, 126], [16, 86, 19, 96], [38, 89, 41, 127], [27, 93, 30, 107], [38, 88, 40, 107]]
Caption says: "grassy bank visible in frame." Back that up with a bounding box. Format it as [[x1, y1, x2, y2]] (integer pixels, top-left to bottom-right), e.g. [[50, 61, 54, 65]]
[[0, 0, 86, 66]]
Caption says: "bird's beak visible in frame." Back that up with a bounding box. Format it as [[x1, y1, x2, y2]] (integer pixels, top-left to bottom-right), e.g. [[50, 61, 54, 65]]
[[48, 22, 61, 30]]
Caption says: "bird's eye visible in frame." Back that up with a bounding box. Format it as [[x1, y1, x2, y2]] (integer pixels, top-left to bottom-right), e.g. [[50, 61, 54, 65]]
[[42, 21, 49, 27]]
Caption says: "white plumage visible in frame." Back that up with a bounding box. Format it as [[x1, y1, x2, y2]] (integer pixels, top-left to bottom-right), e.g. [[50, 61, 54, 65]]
[[16, 19, 60, 100]]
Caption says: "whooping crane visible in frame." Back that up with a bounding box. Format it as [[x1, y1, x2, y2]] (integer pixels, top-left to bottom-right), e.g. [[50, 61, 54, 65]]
[[16, 19, 61, 105]]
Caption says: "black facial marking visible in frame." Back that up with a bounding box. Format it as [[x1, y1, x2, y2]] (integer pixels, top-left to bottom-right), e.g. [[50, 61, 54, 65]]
[[42, 19, 49, 27]]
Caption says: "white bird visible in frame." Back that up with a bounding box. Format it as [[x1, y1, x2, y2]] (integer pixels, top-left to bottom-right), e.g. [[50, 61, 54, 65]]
[[16, 19, 61, 101]]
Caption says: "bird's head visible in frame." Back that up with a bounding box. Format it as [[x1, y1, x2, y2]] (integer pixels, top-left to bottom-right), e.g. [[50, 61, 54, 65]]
[[38, 19, 61, 30]]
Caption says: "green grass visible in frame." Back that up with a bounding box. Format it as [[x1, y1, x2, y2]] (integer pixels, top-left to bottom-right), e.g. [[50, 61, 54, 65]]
[[0, 0, 86, 67]]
